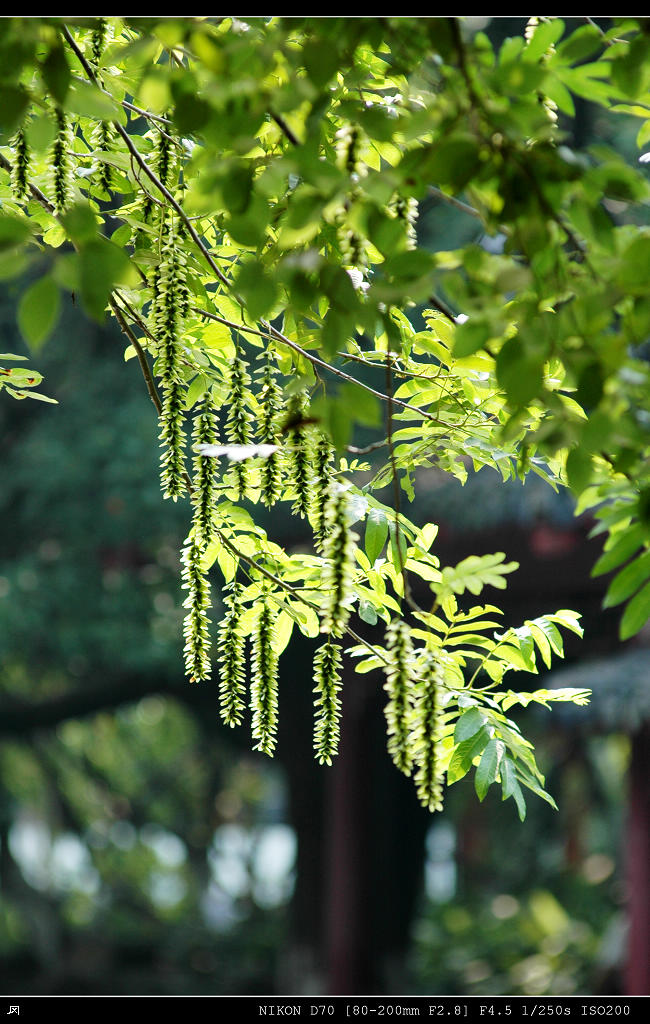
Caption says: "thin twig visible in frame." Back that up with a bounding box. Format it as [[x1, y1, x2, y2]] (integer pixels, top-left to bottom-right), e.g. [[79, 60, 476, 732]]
[[428, 185, 481, 220], [110, 299, 162, 415], [269, 110, 300, 146], [385, 350, 421, 614]]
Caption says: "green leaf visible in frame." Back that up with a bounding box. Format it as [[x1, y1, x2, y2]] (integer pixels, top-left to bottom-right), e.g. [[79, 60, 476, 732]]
[[566, 446, 593, 494], [358, 599, 378, 625], [619, 580, 650, 640], [0, 214, 30, 252], [454, 706, 487, 744], [524, 18, 565, 62], [365, 507, 388, 565], [453, 320, 491, 359], [501, 758, 526, 820], [500, 755, 518, 798], [475, 738, 505, 801], [65, 80, 120, 121], [79, 239, 134, 320], [303, 38, 340, 88], [61, 203, 99, 245], [273, 610, 294, 656], [447, 725, 491, 784], [41, 43, 70, 104], [17, 277, 61, 350], [496, 338, 544, 406], [592, 526, 645, 577], [173, 93, 212, 135], [603, 549, 650, 609], [388, 522, 408, 577], [234, 261, 277, 321], [0, 84, 29, 132]]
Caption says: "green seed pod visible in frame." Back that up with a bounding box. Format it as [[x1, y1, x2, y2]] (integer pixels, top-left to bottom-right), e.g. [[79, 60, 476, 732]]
[[191, 389, 218, 545], [311, 433, 335, 551], [250, 596, 279, 756], [159, 379, 187, 500], [335, 123, 362, 176], [312, 640, 343, 765], [90, 18, 108, 65], [388, 194, 419, 250], [50, 107, 73, 215], [321, 483, 356, 638], [141, 124, 177, 225], [411, 652, 445, 813], [217, 582, 246, 727], [225, 348, 253, 500], [287, 392, 313, 518], [10, 122, 30, 203], [258, 356, 284, 507], [181, 531, 212, 683], [90, 119, 117, 194], [383, 619, 415, 775], [337, 222, 367, 269]]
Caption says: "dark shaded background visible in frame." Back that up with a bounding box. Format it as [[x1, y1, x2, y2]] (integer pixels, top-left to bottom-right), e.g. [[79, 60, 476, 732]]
[[1, 17, 648, 997]]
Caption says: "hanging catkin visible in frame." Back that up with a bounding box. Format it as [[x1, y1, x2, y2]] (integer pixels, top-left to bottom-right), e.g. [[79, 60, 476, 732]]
[[191, 389, 218, 545], [321, 483, 356, 638], [141, 125, 176, 225], [217, 583, 247, 727], [388, 194, 419, 250], [91, 120, 117, 194], [312, 640, 343, 765], [287, 392, 313, 518], [250, 596, 279, 755], [310, 433, 335, 550], [50, 107, 73, 215], [181, 531, 212, 683], [383, 619, 415, 775], [225, 347, 253, 500], [258, 355, 284, 507], [411, 652, 445, 812], [90, 18, 108, 65], [10, 121, 30, 203], [335, 123, 362, 175]]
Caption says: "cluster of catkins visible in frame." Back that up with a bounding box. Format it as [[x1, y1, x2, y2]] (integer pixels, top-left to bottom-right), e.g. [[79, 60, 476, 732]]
[[383, 621, 446, 811], [177, 361, 353, 763], [7, 30, 442, 800], [9, 21, 115, 214], [334, 122, 418, 274], [10, 104, 74, 215]]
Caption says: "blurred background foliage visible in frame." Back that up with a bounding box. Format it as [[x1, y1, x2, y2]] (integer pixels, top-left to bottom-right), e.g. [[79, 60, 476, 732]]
[[0, 16, 648, 996]]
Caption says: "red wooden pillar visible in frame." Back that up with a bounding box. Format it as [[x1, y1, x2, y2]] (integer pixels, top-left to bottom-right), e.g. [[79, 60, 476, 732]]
[[625, 723, 650, 995], [323, 673, 370, 994]]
